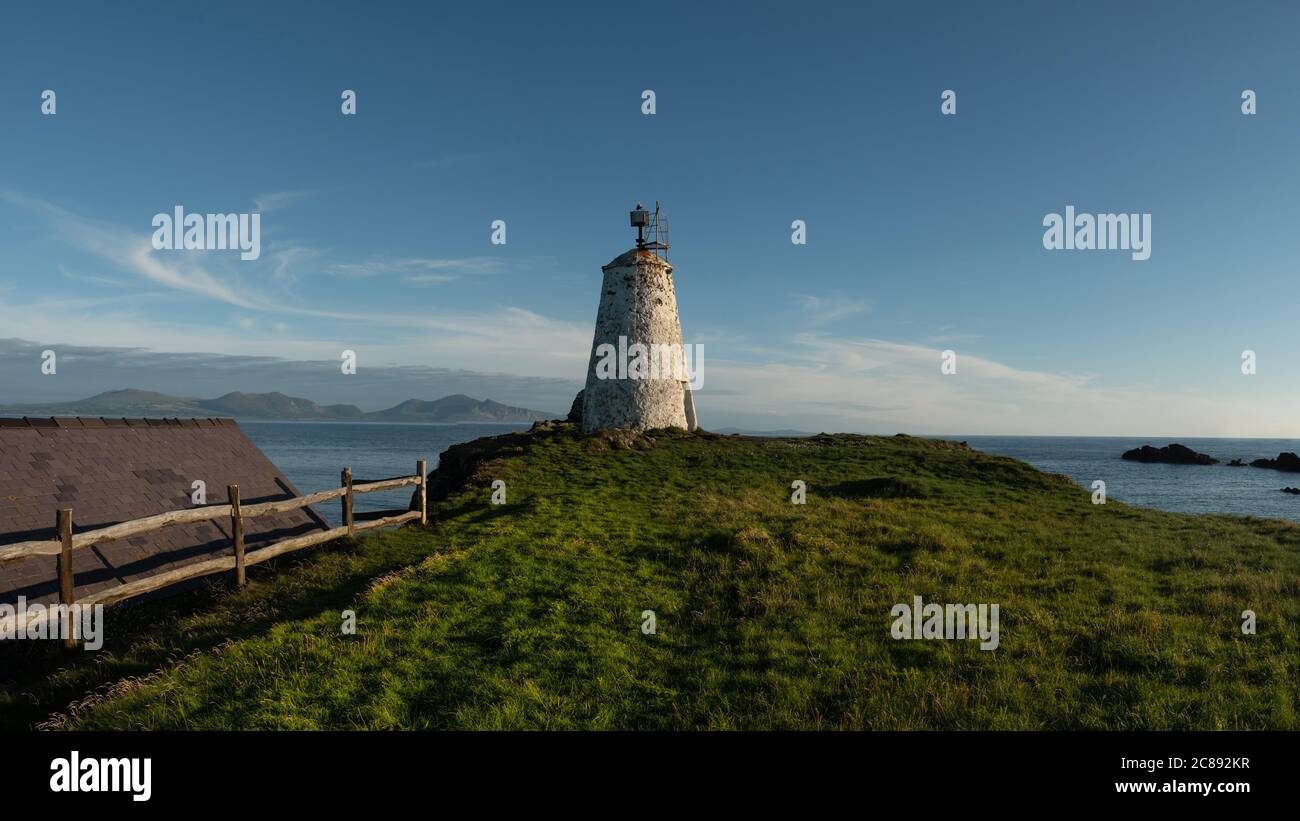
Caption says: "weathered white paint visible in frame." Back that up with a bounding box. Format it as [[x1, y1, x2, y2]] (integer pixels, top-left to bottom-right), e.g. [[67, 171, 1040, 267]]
[[581, 248, 698, 432]]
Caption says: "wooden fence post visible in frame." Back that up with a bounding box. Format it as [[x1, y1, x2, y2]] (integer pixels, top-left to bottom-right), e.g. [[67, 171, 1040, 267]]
[[56, 509, 76, 651], [342, 467, 354, 536], [416, 459, 427, 525], [229, 484, 245, 588]]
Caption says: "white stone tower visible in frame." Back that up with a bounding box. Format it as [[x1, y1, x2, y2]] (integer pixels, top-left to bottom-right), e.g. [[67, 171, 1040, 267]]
[[580, 203, 698, 433]]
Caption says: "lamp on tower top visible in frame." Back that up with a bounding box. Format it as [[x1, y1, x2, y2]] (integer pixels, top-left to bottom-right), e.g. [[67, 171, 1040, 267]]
[[630, 202, 650, 248]]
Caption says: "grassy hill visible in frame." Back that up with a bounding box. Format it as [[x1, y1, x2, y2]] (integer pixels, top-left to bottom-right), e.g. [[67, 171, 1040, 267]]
[[4, 426, 1299, 729]]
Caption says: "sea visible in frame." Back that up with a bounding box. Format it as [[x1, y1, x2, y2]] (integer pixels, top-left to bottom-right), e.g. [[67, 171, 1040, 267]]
[[958, 436, 1300, 523], [241, 421, 534, 526], [238, 423, 1300, 526]]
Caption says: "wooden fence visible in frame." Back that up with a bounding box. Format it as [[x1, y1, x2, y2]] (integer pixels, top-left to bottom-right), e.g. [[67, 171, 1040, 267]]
[[0, 460, 428, 647]]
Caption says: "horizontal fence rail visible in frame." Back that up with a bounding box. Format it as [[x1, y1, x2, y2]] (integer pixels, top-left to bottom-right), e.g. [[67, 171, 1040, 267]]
[[0, 459, 428, 639]]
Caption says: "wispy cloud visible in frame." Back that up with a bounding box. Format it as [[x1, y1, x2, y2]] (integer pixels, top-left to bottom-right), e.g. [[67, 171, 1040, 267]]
[[253, 190, 315, 212], [691, 334, 1297, 436], [2, 192, 264, 309], [795, 293, 869, 325], [1, 192, 590, 376], [927, 324, 983, 345], [326, 257, 502, 279], [59, 264, 126, 288], [266, 246, 322, 285]]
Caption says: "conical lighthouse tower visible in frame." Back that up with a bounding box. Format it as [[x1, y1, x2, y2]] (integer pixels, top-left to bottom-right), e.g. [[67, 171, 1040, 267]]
[[580, 203, 698, 432]]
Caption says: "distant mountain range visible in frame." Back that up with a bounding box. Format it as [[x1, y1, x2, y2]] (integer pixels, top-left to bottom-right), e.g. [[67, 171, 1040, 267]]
[[0, 389, 556, 423]]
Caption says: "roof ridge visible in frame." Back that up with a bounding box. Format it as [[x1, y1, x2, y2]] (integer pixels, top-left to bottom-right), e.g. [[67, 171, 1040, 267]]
[[0, 416, 237, 429]]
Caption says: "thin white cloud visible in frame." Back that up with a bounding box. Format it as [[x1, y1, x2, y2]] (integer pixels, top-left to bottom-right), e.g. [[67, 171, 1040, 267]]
[[253, 190, 314, 212], [927, 325, 983, 345], [121, 241, 265, 309], [3, 192, 265, 309], [266, 246, 321, 285], [0, 296, 589, 376], [59, 264, 126, 288], [691, 334, 1295, 436], [5, 196, 532, 330], [795, 293, 870, 325], [326, 257, 502, 279]]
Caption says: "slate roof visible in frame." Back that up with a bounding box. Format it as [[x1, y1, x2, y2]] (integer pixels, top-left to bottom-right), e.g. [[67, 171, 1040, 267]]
[[0, 417, 327, 605]]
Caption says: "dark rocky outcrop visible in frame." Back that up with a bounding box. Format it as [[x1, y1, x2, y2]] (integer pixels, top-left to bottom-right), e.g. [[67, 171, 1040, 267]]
[[409, 426, 570, 511], [1121, 444, 1218, 465], [566, 390, 584, 424], [1251, 452, 1300, 472], [1227, 459, 1246, 467], [1282, 487, 1300, 495]]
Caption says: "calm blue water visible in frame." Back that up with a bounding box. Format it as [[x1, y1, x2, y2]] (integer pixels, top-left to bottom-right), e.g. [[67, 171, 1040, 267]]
[[240, 423, 1300, 526], [960, 436, 1300, 523], [241, 421, 533, 526]]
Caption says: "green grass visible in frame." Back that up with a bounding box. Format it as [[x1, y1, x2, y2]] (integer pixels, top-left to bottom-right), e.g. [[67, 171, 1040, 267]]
[[4, 426, 1300, 729]]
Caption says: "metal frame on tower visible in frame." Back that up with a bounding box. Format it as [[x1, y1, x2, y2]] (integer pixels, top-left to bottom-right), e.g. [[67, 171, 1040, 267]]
[[629, 202, 670, 261]]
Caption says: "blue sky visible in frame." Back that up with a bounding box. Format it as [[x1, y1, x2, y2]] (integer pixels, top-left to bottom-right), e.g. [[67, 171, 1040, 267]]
[[2, 1, 1300, 434]]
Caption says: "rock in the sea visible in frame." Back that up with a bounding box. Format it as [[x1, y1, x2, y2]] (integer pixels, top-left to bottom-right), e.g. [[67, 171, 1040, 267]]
[[1251, 452, 1300, 472], [1227, 458, 1246, 467], [1121, 444, 1218, 465], [1282, 487, 1300, 495]]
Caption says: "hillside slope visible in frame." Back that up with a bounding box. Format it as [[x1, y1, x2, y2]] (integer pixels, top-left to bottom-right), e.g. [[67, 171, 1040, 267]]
[[363, 394, 550, 423], [9, 426, 1300, 730], [196, 391, 365, 419]]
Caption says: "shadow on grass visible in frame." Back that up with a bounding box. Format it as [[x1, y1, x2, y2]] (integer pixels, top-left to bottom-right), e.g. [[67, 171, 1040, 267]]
[[825, 477, 927, 500], [0, 530, 437, 730]]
